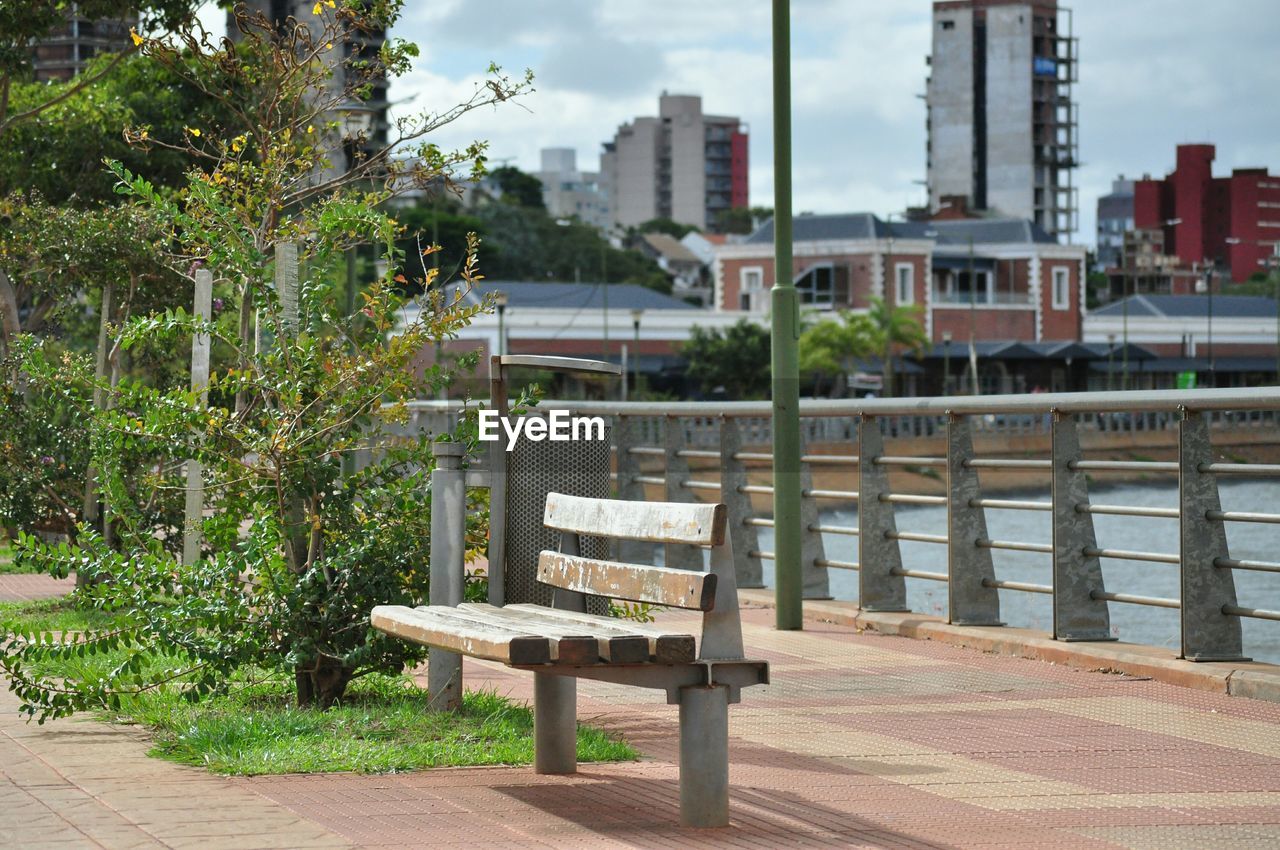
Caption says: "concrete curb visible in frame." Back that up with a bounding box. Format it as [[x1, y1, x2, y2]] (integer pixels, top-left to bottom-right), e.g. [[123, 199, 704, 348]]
[[739, 588, 1280, 704]]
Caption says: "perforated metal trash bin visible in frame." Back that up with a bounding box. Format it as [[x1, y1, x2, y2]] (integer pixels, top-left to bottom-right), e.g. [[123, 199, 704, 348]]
[[504, 416, 612, 613], [486, 355, 621, 615]]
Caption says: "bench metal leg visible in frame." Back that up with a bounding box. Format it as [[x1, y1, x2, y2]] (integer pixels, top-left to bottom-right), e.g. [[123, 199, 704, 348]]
[[678, 684, 730, 828], [534, 672, 577, 774]]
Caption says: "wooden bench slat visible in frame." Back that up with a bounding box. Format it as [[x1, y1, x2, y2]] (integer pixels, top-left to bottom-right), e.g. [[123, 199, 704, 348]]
[[544, 492, 726, 546], [538, 551, 718, 611], [462, 603, 651, 664], [504, 604, 697, 664], [424, 604, 600, 665], [371, 605, 550, 665]]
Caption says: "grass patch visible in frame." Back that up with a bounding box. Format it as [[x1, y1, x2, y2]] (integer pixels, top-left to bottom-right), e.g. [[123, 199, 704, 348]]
[[0, 595, 118, 631], [123, 674, 636, 775], [0, 598, 637, 775], [0, 541, 37, 574]]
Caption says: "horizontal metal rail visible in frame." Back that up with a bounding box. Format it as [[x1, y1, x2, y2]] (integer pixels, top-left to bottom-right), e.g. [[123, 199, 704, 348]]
[[874, 456, 947, 468], [634, 475, 665, 486], [888, 531, 949, 545], [1201, 463, 1280, 476], [1084, 547, 1181, 565], [963, 458, 1052, 470], [1215, 557, 1280, 574], [972, 498, 1052, 512], [802, 454, 859, 465], [1070, 460, 1180, 473], [423, 384, 1280, 417], [749, 550, 775, 561], [1078, 503, 1179, 519], [814, 558, 859, 571], [881, 494, 948, 506], [804, 488, 858, 500], [682, 480, 721, 492], [676, 449, 720, 460], [1091, 590, 1181, 609], [983, 578, 1053, 595], [891, 567, 948, 582], [811, 523, 859, 536], [1223, 604, 1280, 622], [977, 538, 1053, 554], [746, 517, 773, 528], [1207, 510, 1280, 525]]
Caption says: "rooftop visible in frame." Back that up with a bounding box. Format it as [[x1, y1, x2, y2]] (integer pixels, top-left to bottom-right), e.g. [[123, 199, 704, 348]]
[[1091, 294, 1279, 319], [745, 213, 1058, 246], [441, 280, 701, 312]]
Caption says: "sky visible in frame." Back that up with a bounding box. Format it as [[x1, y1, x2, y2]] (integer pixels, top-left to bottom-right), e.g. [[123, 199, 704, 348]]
[[200, 1, 1280, 249]]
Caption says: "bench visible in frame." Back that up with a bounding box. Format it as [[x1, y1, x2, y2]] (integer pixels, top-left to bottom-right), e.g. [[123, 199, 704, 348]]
[[371, 491, 769, 828]]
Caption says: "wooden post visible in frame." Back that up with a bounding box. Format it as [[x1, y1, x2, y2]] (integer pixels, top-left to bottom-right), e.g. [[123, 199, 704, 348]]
[[182, 269, 214, 566]]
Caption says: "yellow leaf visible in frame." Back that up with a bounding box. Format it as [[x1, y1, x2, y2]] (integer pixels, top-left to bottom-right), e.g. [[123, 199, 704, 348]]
[[306, 125, 315, 134], [186, 126, 201, 138], [312, 1, 322, 14], [327, 0, 336, 7], [129, 28, 143, 46]]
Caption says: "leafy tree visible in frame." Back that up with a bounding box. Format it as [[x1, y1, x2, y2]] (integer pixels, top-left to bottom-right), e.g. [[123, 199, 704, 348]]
[[867, 297, 929, 398], [489, 165, 544, 209], [636, 217, 698, 239], [714, 206, 772, 235], [0, 1, 529, 717], [0, 1, 197, 137], [681, 319, 771, 399], [799, 311, 877, 397], [396, 200, 671, 292]]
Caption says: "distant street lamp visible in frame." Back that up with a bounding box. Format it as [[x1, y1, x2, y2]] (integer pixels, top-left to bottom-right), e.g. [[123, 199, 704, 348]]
[[1196, 262, 1215, 387], [630, 308, 643, 400], [495, 291, 509, 356], [1107, 333, 1117, 392], [942, 330, 952, 395]]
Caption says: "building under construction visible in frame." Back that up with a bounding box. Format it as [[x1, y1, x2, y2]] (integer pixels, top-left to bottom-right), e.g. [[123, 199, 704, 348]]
[[926, 0, 1079, 240]]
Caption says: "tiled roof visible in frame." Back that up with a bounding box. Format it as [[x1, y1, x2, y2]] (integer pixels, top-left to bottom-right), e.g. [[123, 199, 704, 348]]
[[745, 213, 1058, 246], [442, 280, 700, 311], [1090, 294, 1278, 319]]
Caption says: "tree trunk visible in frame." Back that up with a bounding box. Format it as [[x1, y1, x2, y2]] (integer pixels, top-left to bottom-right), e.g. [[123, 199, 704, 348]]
[[0, 267, 20, 379], [295, 657, 355, 709], [882, 344, 895, 398], [235, 280, 252, 415]]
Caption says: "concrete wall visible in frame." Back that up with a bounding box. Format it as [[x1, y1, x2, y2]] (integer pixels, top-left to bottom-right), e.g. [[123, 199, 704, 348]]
[[928, 7, 976, 209], [663, 95, 709, 230], [607, 117, 661, 228], [983, 5, 1035, 222]]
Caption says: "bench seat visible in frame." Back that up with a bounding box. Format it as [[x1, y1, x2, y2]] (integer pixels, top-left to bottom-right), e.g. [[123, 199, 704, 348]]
[[371, 602, 698, 666]]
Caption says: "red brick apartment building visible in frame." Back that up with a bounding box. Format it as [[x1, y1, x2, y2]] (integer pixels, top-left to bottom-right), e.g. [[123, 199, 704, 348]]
[[1136, 144, 1280, 284], [714, 213, 1087, 345]]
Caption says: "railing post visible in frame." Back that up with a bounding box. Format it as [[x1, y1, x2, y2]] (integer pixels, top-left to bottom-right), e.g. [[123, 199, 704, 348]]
[[858, 416, 908, 611], [1051, 412, 1113, 641], [428, 441, 466, 711], [719, 417, 764, 588], [798, 436, 832, 600], [1179, 409, 1248, 661], [946, 415, 1002, 625], [665, 415, 703, 570]]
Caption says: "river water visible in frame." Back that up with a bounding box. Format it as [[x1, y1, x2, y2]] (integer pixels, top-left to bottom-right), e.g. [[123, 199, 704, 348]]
[[755, 479, 1280, 664]]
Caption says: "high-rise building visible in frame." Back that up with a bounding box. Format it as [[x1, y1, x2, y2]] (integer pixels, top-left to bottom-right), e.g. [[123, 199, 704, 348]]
[[926, 0, 1078, 240], [1135, 144, 1280, 284], [1095, 177, 1135, 271], [534, 148, 610, 231], [600, 93, 748, 232], [230, 2, 389, 150], [31, 12, 136, 81]]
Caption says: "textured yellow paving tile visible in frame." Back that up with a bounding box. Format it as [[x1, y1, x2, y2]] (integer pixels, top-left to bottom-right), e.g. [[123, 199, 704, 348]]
[[978, 790, 1280, 811], [1071, 823, 1280, 849], [1046, 697, 1280, 758]]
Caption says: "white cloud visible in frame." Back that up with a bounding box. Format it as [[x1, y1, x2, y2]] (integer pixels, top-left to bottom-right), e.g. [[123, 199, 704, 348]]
[[199, 1, 1280, 249]]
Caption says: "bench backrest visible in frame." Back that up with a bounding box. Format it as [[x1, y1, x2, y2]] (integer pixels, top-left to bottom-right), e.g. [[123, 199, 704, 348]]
[[538, 492, 744, 660]]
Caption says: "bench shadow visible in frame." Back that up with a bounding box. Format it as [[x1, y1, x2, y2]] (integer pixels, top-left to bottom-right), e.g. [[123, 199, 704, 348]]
[[490, 772, 959, 849]]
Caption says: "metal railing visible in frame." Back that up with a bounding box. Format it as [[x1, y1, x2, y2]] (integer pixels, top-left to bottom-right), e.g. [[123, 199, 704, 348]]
[[401, 386, 1280, 662]]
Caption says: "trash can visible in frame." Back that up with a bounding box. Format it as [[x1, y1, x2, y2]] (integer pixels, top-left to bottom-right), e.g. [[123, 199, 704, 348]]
[[487, 355, 620, 614]]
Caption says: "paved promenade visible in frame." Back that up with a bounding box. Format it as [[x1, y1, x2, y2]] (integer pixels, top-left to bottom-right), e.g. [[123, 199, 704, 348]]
[[4, 574, 1280, 847]]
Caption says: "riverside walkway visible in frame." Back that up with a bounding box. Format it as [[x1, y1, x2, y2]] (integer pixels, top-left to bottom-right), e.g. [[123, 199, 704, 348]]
[[4, 576, 1280, 848]]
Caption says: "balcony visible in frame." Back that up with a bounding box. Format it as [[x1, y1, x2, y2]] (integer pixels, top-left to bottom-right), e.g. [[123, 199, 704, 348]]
[[932, 290, 1033, 306]]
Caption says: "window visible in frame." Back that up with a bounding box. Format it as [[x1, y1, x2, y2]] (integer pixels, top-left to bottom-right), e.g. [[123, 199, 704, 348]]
[[795, 264, 834, 308], [739, 266, 764, 311], [895, 263, 914, 306], [940, 19, 955, 30], [1052, 267, 1070, 310]]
